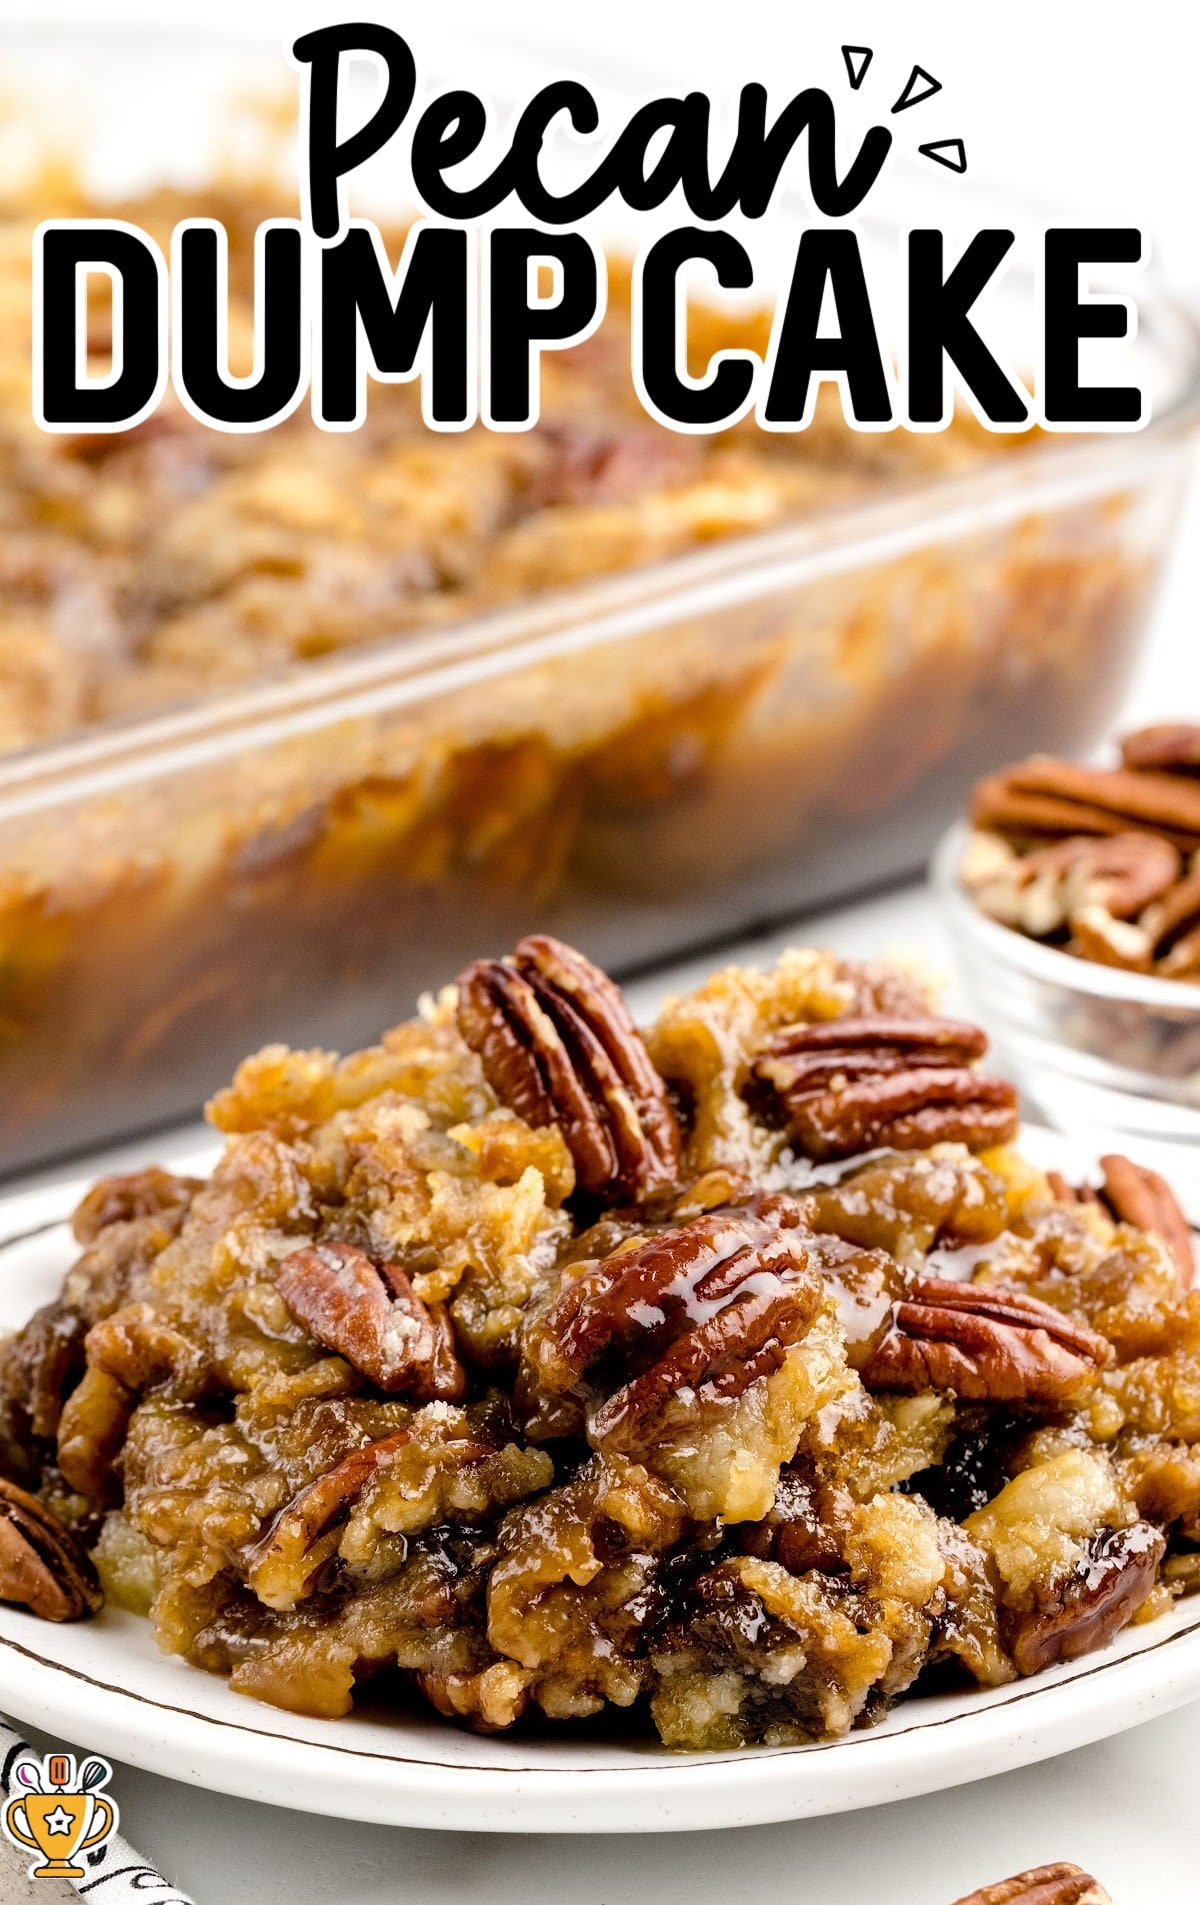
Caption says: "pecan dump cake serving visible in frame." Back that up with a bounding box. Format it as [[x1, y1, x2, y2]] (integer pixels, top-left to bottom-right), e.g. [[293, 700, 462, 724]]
[[1, 937, 1197, 1750]]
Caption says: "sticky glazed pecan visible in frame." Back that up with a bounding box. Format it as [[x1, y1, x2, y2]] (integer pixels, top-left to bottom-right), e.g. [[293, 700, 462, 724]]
[[0, 1477, 103, 1621], [276, 1242, 466, 1401], [861, 1279, 1113, 1404], [71, 1167, 206, 1245], [456, 934, 682, 1204], [950, 1867, 1112, 1905], [1005, 1520, 1165, 1677], [522, 1201, 822, 1455], [251, 1430, 418, 1610], [752, 1014, 1018, 1159]]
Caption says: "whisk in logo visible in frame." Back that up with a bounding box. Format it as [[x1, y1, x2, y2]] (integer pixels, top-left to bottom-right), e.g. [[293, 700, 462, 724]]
[[2, 1749, 118, 1882]]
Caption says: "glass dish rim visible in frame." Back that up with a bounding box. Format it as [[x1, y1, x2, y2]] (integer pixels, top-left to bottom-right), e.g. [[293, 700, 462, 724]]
[[931, 820, 1200, 1015]]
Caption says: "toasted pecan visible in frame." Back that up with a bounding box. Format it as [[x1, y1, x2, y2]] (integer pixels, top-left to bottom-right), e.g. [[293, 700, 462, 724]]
[[1023, 833, 1181, 922], [752, 1014, 1018, 1159], [1006, 1520, 1165, 1677], [456, 934, 681, 1204], [523, 1202, 822, 1453], [0, 1477, 102, 1621], [276, 1242, 466, 1400], [1065, 904, 1154, 971], [973, 756, 1200, 853], [1143, 866, 1200, 975], [950, 1866, 1111, 1905], [1120, 722, 1200, 776], [861, 1279, 1113, 1404]]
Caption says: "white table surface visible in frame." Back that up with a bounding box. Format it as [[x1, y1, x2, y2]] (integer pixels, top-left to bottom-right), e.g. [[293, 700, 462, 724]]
[[2, 877, 1197, 1905]]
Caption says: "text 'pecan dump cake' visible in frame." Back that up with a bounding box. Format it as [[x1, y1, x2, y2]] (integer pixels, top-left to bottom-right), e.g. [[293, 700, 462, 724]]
[[1, 937, 1197, 1750]]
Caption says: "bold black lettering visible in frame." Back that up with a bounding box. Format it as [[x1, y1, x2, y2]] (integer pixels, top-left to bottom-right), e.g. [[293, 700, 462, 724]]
[[763, 230, 892, 425], [637, 228, 756, 429], [412, 78, 891, 227], [907, 230, 1029, 425], [37, 223, 164, 429], [1043, 228, 1143, 425], [706, 85, 892, 219], [605, 96, 710, 215], [410, 91, 494, 217], [175, 222, 304, 429], [486, 229, 600, 427], [318, 224, 470, 427], [292, 25, 417, 241], [412, 82, 600, 222]]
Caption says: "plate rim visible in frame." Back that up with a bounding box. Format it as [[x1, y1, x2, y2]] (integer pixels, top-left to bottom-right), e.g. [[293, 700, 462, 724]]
[[4, 1606, 1200, 1832]]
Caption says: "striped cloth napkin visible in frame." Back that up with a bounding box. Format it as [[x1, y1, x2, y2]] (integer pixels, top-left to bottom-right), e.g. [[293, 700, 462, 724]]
[[1, 1715, 195, 1904]]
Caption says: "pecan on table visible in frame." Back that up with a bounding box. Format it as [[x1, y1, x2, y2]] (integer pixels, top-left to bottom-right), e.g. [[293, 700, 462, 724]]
[[276, 1242, 466, 1401], [1048, 1153, 1195, 1290], [971, 755, 1200, 854], [1120, 722, 1200, 775], [860, 1279, 1113, 1404], [950, 1865, 1111, 1905], [456, 934, 682, 1204], [522, 1201, 822, 1454], [751, 1014, 1018, 1159], [0, 1476, 103, 1621], [1006, 1520, 1165, 1677]]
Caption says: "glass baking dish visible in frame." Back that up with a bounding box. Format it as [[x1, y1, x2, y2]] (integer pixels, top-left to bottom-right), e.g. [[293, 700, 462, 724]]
[[0, 26, 1196, 1173]]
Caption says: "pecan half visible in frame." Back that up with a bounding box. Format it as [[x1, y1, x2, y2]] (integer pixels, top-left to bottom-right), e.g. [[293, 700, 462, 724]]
[[456, 934, 681, 1204], [972, 757, 1200, 854], [522, 1202, 822, 1454], [1006, 1520, 1165, 1677], [1098, 1154, 1194, 1289], [72, 1167, 205, 1245], [950, 1866, 1111, 1905], [861, 1279, 1113, 1404], [1065, 904, 1153, 972], [752, 1014, 1018, 1159], [1026, 833, 1179, 926], [1141, 866, 1200, 976], [0, 1477, 102, 1621], [1120, 722, 1200, 776], [276, 1242, 466, 1401], [251, 1430, 416, 1608]]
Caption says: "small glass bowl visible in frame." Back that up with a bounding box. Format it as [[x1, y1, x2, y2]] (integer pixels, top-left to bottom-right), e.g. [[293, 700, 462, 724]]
[[931, 823, 1200, 1219]]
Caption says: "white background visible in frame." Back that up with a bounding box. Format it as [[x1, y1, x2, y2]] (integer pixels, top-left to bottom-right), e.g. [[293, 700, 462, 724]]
[[1, 6, 1199, 1902]]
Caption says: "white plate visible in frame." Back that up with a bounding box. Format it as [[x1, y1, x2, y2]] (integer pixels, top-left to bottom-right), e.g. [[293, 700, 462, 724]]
[[2, 1127, 1198, 1834]]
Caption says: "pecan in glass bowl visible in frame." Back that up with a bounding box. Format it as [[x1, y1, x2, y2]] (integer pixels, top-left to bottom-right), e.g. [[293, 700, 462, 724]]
[[933, 811, 1200, 1223]]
